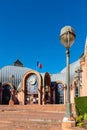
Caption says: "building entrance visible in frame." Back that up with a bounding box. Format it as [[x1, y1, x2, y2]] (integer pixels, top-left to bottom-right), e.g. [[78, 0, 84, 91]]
[[2, 85, 11, 104], [25, 74, 38, 104], [25, 94, 38, 104], [55, 83, 64, 104]]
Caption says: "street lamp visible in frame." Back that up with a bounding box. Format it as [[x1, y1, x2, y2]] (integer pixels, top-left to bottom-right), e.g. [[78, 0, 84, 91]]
[[60, 26, 76, 119]]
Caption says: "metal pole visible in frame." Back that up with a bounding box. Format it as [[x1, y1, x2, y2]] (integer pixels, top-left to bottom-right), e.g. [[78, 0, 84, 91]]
[[65, 32, 72, 117]]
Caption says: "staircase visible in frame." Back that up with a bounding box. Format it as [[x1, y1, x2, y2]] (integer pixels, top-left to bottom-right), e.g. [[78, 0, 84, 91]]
[[0, 104, 74, 130]]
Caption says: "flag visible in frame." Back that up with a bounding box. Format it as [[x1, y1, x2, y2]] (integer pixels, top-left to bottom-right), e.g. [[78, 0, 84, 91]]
[[37, 61, 42, 69]]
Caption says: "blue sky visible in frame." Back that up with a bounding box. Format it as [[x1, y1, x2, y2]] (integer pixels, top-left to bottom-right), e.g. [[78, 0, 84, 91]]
[[0, 0, 87, 74]]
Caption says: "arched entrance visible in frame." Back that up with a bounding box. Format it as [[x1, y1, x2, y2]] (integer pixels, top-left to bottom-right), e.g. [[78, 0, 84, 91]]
[[2, 85, 11, 104], [55, 83, 64, 104], [22, 70, 42, 105], [52, 81, 65, 104], [25, 74, 38, 104]]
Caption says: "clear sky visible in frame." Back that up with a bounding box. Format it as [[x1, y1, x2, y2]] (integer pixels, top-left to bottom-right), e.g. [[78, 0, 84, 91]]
[[0, 0, 87, 74]]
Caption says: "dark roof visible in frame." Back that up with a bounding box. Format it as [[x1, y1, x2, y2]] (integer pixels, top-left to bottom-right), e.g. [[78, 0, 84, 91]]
[[13, 59, 23, 67]]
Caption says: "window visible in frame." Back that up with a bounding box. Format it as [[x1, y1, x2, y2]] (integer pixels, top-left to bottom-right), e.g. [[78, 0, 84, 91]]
[[75, 86, 78, 97]]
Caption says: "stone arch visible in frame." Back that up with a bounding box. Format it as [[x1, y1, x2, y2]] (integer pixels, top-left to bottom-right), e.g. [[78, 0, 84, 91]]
[[2, 82, 14, 88], [1, 82, 14, 104], [44, 72, 51, 86], [22, 70, 42, 105], [52, 80, 66, 104], [70, 78, 79, 103], [53, 80, 66, 89], [43, 72, 51, 104]]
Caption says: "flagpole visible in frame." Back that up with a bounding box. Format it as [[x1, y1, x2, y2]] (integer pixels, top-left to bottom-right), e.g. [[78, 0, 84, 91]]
[[36, 65, 38, 72], [36, 61, 42, 72], [36, 61, 38, 72]]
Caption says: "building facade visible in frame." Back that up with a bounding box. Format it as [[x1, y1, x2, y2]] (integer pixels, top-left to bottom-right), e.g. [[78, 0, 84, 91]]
[[0, 38, 87, 105]]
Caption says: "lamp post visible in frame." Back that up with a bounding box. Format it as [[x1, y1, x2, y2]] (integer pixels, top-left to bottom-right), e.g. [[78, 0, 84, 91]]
[[60, 26, 76, 119]]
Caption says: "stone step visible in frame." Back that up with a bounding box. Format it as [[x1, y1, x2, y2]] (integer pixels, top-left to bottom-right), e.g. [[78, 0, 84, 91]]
[[0, 119, 62, 130], [0, 105, 64, 130], [0, 104, 77, 130], [0, 104, 75, 112]]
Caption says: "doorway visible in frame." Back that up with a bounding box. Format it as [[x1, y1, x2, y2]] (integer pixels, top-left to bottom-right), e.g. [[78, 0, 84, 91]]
[[55, 83, 64, 104], [25, 94, 38, 104], [2, 85, 11, 104]]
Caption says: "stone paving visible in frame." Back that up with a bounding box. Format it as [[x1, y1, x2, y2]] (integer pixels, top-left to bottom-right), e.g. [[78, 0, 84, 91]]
[[0, 105, 64, 130], [0, 105, 85, 130]]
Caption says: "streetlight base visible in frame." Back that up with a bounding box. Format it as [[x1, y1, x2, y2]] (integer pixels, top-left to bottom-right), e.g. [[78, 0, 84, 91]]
[[62, 119, 76, 130], [62, 103, 76, 130]]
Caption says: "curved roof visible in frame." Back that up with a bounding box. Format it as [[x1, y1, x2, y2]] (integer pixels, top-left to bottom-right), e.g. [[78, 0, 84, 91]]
[[0, 59, 80, 89], [51, 59, 80, 84], [0, 65, 32, 89]]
